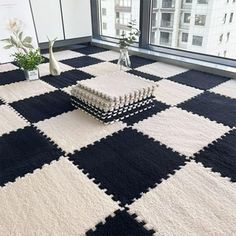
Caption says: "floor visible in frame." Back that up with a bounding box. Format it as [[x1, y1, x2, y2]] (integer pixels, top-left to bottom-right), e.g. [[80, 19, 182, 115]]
[[0, 45, 236, 235]]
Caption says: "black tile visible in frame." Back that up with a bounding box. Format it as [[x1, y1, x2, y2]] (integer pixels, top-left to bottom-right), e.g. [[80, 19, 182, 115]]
[[111, 55, 155, 69], [195, 130, 236, 182], [11, 90, 75, 123], [0, 126, 62, 186], [86, 210, 154, 236], [179, 91, 236, 127], [60, 56, 103, 68], [123, 100, 170, 126], [69, 128, 186, 205], [127, 69, 162, 82], [72, 45, 109, 55], [0, 69, 25, 85], [40, 69, 93, 88], [167, 70, 229, 90], [0, 99, 4, 106]]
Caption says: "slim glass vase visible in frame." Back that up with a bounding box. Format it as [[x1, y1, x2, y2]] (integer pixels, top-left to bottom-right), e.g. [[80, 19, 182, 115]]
[[117, 48, 131, 70]]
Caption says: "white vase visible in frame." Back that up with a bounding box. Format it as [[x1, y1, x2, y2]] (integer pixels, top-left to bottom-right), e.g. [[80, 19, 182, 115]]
[[117, 48, 131, 70], [48, 38, 61, 76], [24, 69, 39, 80]]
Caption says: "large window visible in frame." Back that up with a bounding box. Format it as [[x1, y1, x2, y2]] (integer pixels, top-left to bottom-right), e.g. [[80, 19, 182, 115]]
[[94, 0, 236, 63], [100, 0, 140, 38], [150, 0, 236, 60]]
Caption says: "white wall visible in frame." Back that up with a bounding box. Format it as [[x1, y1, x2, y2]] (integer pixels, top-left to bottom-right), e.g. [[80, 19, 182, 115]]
[[0, 0, 38, 63], [30, 0, 64, 43], [30, 0, 92, 43], [61, 0, 92, 39]]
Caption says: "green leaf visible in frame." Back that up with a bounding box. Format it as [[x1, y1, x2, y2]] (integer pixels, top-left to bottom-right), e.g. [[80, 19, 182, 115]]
[[10, 36, 18, 46], [19, 32, 23, 40], [23, 43, 34, 49], [1, 38, 11, 43], [3, 44, 14, 49], [23, 36, 32, 44]]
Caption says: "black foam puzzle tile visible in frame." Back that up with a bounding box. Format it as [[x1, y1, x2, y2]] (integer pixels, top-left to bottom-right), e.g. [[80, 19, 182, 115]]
[[167, 70, 229, 90], [86, 210, 154, 236], [195, 129, 236, 182], [11, 90, 75, 123], [0, 126, 62, 187], [69, 128, 186, 205], [179, 91, 236, 127]]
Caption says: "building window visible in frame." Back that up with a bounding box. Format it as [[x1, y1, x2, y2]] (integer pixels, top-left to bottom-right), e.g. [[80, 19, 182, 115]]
[[224, 50, 227, 57], [223, 13, 227, 24], [183, 13, 191, 23], [161, 13, 173, 27], [195, 15, 206, 26], [182, 32, 188, 42], [116, 29, 120, 36], [192, 35, 203, 46], [197, 0, 208, 3], [219, 34, 223, 43], [102, 8, 107, 16], [102, 22, 107, 30], [150, 31, 156, 43], [153, 0, 158, 8], [160, 31, 171, 45], [227, 32, 230, 42], [229, 13, 234, 23], [152, 13, 157, 27], [185, 0, 192, 3]]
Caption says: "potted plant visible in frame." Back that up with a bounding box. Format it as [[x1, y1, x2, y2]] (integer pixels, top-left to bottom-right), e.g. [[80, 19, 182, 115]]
[[117, 20, 140, 69], [1, 19, 44, 80]]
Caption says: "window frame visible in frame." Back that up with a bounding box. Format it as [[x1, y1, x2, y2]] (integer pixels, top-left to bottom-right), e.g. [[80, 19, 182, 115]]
[[90, 0, 236, 67]]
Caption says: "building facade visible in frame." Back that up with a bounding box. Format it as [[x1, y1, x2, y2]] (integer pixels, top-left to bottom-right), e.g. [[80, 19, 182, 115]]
[[100, 0, 236, 59]]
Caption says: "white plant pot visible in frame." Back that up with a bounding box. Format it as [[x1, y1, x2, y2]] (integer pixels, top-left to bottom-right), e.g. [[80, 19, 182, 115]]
[[24, 69, 39, 81]]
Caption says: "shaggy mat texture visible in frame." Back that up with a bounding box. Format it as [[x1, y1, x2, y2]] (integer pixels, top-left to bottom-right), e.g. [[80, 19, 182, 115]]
[[0, 45, 236, 236]]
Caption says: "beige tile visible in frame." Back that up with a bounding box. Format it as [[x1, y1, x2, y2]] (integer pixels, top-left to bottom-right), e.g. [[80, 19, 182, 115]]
[[155, 79, 203, 105], [0, 105, 28, 136], [129, 161, 236, 236], [137, 62, 188, 78], [36, 109, 126, 154], [38, 62, 73, 77], [0, 80, 56, 103], [92, 50, 120, 61], [0, 158, 119, 236], [80, 62, 121, 77], [43, 50, 84, 61], [210, 79, 236, 99], [0, 63, 18, 73], [133, 107, 230, 157]]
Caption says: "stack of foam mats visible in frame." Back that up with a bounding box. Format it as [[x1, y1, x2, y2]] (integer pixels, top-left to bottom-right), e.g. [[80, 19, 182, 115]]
[[71, 71, 157, 124]]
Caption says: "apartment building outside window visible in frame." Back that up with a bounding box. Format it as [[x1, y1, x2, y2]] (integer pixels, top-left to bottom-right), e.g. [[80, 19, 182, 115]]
[[229, 13, 234, 23], [223, 14, 227, 24], [183, 13, 191, 24], [195, 15, 206, 26], [182, 32, 188, 42], [219, 34, 223, 43], [197, 0, 208, 3], [161, 13, 173, 27], [102, 8, 106, 16], [192, 35, 203, 46], [162, 0, 175, 8], [160, 31, 171, 45], [227, 32, 230, 42], [98, 0, 236, 61]]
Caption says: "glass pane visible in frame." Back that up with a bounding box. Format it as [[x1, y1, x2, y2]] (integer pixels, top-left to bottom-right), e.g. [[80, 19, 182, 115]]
[[150, 0, 236, 60], [100, 0, 140, 38]]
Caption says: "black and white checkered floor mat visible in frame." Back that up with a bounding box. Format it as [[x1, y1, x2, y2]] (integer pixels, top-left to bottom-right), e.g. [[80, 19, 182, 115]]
[[0, 45, 236, 235]]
